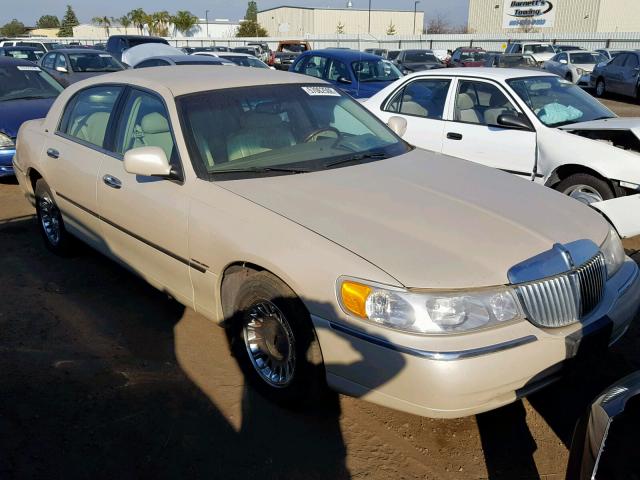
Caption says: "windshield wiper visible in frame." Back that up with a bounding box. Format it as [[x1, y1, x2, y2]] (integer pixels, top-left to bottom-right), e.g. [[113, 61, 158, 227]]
[[0, 95, 55, 102], [323, 151, 389, 169], [211, 166, 311, 175]]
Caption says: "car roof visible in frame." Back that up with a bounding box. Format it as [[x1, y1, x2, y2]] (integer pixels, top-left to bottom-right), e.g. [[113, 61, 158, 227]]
[[50, 48, 109, 54], [143, 55, 229, 63], [0, 45, 41, 50], [403, 67, 552, 81], [73, 66, 325, 96], [301, 49, 382, 61], [215, 52, 253, 57], [0, 56, 40, 66]]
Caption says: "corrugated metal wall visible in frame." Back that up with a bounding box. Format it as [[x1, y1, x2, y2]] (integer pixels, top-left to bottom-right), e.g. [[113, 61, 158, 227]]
[[468, 0, 640, 34]]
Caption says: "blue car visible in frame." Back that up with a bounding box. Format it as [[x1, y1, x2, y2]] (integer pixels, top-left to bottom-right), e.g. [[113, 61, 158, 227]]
[[0, 57, 63, 176], [290, 49, 403, 99]]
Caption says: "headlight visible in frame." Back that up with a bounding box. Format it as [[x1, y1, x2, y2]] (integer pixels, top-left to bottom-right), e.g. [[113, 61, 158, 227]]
[[600, 227, 625, 278], [0, 133, 15, 149], [576, 68, 585, 76], [337, 278, 522, 334]]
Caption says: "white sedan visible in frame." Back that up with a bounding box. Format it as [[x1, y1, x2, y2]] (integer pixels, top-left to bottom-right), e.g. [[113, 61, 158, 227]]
[[543, 50, 607, 86], [193, 51, 272, 69], [364, 68, 640, 238]]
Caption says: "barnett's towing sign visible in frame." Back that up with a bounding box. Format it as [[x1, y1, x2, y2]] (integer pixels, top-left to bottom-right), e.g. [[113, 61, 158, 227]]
[[502, 0, 556, 29]]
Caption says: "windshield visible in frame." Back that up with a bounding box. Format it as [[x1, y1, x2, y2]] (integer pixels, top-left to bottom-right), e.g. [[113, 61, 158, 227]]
[[387, 51, 400, 61], [177, 84, 409, 179], [460, 51, 486, 61], [351, 59, 402, 83], [507, 76, 615, 127], [569, 52, 606, 64], [128, 38, 169, 48], [69, 53, 124, 72], [499, 55, 537, 67], [0, 65, 63, 101], [3, 49, 43, 62], [523, 44, 555, 54], [405, 51, 438, 63], [221, 55, 268, 68], [281, 44, 307, 53]]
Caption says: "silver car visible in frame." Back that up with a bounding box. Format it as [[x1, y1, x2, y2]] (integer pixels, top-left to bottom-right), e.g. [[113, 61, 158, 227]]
[[544, 50, 607, 86], [591, 50, 640, 100]]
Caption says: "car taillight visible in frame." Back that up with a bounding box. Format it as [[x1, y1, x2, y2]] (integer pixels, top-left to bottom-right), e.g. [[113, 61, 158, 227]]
[[268, 52, 275, 65]]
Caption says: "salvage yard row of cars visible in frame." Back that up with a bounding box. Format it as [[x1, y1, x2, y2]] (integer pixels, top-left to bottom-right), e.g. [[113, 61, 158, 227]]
[[2, 33, 640, 449]]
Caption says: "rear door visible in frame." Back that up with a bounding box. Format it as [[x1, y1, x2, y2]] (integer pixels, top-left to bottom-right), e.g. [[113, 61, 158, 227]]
[[96, 87, 192, 304], [374, 76, 453, 152], [326, 57, 356, 96], [441, 78, 536, 178], [621, 53, 640, 97], [605, 54, 627, 93], [46, 84, 124, 249]]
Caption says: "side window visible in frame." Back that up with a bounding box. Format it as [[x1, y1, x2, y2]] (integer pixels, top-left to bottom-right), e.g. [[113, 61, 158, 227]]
[[385, 79, 451, 120], [610, 54, 627, 66], [291, 57, 306, 73], [625, 54, 639, 69], [59, 86, 123, 149], [557, 53, 568, 63], [114, 89, 176, 164], [327, 59, 349, 81], [513, 44, 522, 53], [303, 55, 327, 78], [135, 59, 168, 68], [454, 80, 518, 126], [42, 53, 56, 69], [55, 54, 67, 69]]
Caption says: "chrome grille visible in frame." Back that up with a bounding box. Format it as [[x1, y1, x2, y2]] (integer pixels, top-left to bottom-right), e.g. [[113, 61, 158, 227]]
[[515, 253, 606, 328]]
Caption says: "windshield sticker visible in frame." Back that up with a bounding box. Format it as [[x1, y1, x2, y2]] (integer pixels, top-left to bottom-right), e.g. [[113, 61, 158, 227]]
[[99, 54, 111, 57], [17, 66, 41, 71], [302, 86, 340, 96]]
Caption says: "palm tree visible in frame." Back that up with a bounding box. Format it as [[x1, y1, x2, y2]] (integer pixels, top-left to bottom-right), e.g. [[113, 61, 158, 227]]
[[171, 10, 198, 37], [118, 15, 132, 34], [128, 8, 147, 35], [91, 15, 112, 36], [151, 11, 171, 36]]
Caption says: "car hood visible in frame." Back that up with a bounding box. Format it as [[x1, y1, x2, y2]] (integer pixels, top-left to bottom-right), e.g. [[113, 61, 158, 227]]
[[220, 149, 608, 288], [402, 62, 444, 71], [0, 97, 56, 138], [530, 52, 555, 62], [559, 117, 640, 136]]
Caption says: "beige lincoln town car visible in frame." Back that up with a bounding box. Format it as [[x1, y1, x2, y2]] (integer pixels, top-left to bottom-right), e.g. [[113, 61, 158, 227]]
[[13, 67, 640, 418]]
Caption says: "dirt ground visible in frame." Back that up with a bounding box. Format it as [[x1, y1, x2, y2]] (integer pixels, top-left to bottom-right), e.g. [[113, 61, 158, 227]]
[[1, 98, 639, 480]]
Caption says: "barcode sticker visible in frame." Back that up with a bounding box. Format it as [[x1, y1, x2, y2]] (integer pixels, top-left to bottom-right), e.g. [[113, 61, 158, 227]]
[[301, 86, 340, 96], [17, 66, 41, 71]]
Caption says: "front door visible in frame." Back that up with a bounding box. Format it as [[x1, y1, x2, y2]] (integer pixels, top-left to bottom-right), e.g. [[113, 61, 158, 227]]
[[96, 87, 192, 305], [441, 78, 536, 179]]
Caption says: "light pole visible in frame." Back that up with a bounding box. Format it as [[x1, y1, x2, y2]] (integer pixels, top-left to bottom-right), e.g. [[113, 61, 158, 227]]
[[205, 10, 209, 37], [414, 0, 421, 35], [368, 0, 371, 34]]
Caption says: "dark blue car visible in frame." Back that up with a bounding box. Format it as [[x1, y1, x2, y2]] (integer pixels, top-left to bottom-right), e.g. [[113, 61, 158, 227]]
[[290, 49, 403, 99], [0, 57, 63, 176]]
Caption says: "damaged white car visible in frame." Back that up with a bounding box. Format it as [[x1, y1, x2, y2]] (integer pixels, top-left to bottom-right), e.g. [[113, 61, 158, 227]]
[[365, 69, 640, 237]]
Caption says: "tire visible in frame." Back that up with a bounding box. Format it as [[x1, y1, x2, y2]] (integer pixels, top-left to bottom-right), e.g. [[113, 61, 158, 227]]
[[226, 271, 325, 406], [595, 78, 606, 97], [555, 173, 616, 205], [34, 179, 73, 255]]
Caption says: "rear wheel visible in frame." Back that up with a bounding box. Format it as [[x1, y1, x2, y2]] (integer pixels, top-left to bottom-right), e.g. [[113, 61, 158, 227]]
[[226, 271, 325, 406], [34, 179, 73, 254], [556, 173, 615, 205], [595, 78, 606, 97]]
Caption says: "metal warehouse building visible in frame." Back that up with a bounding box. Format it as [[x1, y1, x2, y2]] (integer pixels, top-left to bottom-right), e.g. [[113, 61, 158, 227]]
[[257, 6, 425, 37], [468, 0, 640, 33]]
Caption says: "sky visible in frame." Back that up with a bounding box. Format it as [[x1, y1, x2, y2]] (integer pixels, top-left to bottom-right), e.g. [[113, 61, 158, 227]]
[[0, 0, 470, 29]]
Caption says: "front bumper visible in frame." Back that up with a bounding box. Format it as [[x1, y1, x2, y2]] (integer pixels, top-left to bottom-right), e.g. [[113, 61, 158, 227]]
[[577, 73, 592, 87], [313, 258, 640, 418], [0, 148, 15, 177]]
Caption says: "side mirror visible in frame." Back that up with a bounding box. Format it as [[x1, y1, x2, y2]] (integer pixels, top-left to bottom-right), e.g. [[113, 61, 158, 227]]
[[124, 146, 174, 178], [497, 113, 533, 131], [387, 116, 407, 137], [566, 371, 640, 480], [55, 66, 68, 73], [337, 76, 352, 84], [559, 59, 568, 64]]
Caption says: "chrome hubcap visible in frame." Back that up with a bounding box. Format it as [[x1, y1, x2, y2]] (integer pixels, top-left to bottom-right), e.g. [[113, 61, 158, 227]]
[[596, 81, 605, 96], [243, 300, 295, 388], [38, 192, 61, 245], [563, 184, 604, 205]]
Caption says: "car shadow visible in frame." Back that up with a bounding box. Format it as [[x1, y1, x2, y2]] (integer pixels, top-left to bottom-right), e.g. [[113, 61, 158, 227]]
[[0, 215, 407, 479]]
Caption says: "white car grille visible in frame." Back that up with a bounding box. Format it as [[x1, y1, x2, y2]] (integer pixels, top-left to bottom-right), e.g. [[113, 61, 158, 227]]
[[515, 253, 607, 328]]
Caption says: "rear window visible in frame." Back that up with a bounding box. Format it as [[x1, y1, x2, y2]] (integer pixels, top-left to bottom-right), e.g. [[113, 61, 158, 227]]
[[128, 38, 170, 48]]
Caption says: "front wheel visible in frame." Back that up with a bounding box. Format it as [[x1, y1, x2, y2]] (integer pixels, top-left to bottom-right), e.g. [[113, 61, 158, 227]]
[[555, 173, 615, 205], [35, 179, 73, 254], [595, 78, 606, 97], [226, 271, 325, 406]]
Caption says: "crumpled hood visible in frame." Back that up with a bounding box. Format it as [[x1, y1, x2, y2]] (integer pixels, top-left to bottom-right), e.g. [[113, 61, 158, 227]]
[[221, 150, 608, 288], [559, 117, 640, 136], [0, 97, 55, 138]]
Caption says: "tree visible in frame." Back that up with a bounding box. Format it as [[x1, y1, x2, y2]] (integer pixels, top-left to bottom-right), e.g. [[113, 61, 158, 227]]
[[245, 1, 258, 22], [150, 11, 171, 36], [426, 13, 452, 34], [236, 20, 268, 37], [36, 15, 60, 29], [386, 21, 396, 36], [171, 10, 198, 36], [0, 19, 27, 37], [128, 8, 147, 35], [92, 16, 112, 36], [118, 15, 132, 32], [58, 5, 79, 37], [336, 21, 345, 34]]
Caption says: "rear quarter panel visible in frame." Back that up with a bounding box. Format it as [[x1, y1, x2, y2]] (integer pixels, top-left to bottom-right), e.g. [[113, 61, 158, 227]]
[[14, 119, 48, 199]]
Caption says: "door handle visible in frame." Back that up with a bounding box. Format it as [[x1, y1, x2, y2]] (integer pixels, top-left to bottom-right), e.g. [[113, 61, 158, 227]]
[[46, 148, 59, 159], [102, 174, 122, 189], [447, 132, 463, 140]]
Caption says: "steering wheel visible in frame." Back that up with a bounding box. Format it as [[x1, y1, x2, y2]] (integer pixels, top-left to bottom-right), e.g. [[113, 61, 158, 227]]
[[303, 126, 341, 143]]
